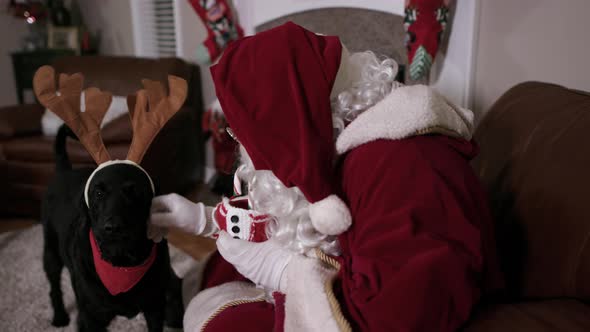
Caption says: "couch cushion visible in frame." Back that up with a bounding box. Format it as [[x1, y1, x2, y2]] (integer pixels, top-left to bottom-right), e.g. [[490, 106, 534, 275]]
[[472, 81, 590, 300], [465, 300, 590, 331], [100, 114, 133, 143]]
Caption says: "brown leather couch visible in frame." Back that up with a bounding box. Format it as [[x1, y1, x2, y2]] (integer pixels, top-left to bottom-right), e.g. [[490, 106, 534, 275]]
[[0, 56, 205, 218], [466, 82, 590, 330]]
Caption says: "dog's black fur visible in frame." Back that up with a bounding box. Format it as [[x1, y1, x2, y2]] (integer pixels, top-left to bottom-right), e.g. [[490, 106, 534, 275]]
[[41, 125, 183, 332]]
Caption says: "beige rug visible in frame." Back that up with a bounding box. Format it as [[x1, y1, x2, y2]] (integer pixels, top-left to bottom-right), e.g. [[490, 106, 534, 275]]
[[0, 225, 197, 331]]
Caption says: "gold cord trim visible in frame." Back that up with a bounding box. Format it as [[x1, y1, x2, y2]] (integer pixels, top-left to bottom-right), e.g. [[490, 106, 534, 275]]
[[414, 125, 463, 138], [315, 249, 353, 332]]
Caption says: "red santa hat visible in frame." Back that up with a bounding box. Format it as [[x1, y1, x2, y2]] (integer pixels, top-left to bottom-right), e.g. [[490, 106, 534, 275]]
[[210, 22, 352, 236]]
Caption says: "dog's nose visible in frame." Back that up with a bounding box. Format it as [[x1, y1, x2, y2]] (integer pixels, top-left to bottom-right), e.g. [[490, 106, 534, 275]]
[[103, 222, 120, 234]]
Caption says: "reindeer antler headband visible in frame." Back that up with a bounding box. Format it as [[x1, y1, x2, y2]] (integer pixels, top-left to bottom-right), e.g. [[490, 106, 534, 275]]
[[33, 66, 188, 207]]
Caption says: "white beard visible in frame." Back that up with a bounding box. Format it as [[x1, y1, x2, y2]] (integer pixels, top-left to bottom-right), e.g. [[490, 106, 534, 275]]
[[237, 146, 340, 256]]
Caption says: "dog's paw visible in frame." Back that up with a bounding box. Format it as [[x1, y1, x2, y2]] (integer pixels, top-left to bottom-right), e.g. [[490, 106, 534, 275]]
[[51, 312, 70, 327]]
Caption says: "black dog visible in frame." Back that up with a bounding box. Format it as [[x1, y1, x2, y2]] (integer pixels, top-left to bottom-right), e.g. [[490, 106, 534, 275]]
[[41, 125, 183, 331]]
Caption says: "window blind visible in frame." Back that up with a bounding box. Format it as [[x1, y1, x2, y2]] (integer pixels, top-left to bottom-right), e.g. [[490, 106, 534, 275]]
[[131, 0, 178, 57]]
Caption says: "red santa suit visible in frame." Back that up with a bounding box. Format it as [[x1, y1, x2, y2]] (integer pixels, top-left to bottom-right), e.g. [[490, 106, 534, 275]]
[[182, 22, 503, 332]]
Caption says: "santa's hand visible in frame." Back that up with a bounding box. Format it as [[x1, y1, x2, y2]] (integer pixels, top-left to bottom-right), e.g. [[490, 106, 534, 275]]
[[217, 231, 294, 291], [148, 193, 210, 240]]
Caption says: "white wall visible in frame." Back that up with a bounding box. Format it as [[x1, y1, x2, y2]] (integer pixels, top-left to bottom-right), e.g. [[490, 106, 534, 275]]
[[474, 0, 590, 118], [0, 0, 135, 107], [78, 0, 135, 56], [0, 16, 29, 106]]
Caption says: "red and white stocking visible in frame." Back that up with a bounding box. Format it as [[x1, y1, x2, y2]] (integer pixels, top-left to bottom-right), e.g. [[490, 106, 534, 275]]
[[404, 0, 450, 80], [189, 0, 244, 65]]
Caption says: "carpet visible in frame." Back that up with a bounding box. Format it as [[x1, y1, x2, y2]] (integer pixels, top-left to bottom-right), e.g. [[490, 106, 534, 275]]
[[0, 225, 199, 331]]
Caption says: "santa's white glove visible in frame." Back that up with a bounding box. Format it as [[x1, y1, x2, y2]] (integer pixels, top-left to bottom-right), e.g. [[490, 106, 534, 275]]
[[216, 231, 294, 291], [148, 193, 215, 242]]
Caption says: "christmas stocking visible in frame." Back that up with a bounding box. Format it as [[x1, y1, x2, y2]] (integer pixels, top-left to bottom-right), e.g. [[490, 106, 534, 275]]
[[202, 99, 238, 175], [404, 0, 450, 80], [189, 0, 244, 65], [202, 99, 238, 196]]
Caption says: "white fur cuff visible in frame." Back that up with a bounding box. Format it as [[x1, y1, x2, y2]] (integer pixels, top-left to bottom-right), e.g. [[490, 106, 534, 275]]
[[184, 281, 266, 331], [283, 255, 344, 332]]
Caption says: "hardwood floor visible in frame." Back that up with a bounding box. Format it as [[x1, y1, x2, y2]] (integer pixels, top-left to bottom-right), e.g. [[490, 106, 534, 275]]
[[0, 182, 222, 260]]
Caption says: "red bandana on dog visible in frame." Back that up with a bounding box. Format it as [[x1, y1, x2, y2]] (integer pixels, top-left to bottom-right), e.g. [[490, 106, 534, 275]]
[[89, 230, 157, 295]]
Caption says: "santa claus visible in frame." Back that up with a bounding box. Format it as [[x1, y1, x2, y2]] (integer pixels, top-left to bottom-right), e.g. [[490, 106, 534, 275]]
[[149, 22, 502, 331]]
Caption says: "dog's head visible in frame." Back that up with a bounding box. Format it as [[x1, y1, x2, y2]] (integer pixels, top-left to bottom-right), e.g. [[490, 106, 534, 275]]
[[33, 67, 187, 267], [85, 164, 155, 267]]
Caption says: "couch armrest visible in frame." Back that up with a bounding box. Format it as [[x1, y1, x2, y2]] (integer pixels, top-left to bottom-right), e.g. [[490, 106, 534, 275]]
[[473, 81, 590, 301], [0, 104, 44, 139]]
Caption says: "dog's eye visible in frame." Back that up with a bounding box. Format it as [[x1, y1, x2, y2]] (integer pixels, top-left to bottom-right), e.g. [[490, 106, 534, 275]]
[[95, 189, 104, 199]]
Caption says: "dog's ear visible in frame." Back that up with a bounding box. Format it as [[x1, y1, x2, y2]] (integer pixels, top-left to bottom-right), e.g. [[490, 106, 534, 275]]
[[77, 197, 91, 230], [77, 191, 93, 230]]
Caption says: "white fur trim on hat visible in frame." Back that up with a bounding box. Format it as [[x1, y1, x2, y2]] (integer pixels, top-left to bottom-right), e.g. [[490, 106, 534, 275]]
[[309, 195, 352, 235], [84, 159, 155, 208]]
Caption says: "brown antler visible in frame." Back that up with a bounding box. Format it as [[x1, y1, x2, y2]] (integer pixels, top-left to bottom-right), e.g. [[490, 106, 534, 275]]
[[33, 66, 112, 165], [126, 75, 187, 163]]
